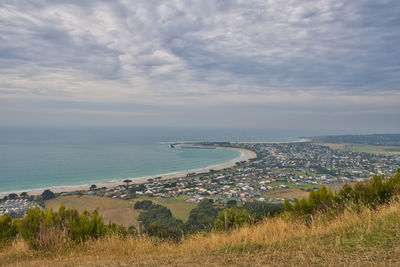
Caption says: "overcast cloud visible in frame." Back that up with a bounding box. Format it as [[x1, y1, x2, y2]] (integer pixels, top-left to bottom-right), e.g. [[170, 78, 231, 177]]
[[0, 0, 399, 132]]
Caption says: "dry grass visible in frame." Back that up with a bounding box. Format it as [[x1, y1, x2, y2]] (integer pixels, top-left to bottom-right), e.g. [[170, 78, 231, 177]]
[[263, 188, 310, 199], [3, 201, 400, 266], [45, 195, 137, 227], [46, 196, 198, 228], [315, 143, 347, 150]]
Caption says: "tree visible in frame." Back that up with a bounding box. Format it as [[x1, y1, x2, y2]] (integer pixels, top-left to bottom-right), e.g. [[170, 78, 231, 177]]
[[138, 204, 183, 228], [133, 184, 146, 191], [144, 222, 182, 241], [90, 184, 97, 191], [214, 207, 253, 231], [20, 192, 28, 198], [0, 215, 18, 244], [123, 179, 132, 188], [8, 193, 18, 200], [185, 199, 220, 232], [134, 200, 154, 210], [243, 202, 284, 221], [226, 199, 237, 207], [41, 189, 56, 200]]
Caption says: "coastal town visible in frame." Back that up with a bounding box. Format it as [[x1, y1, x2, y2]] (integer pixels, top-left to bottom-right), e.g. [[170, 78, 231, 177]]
[[2, 141, 399, 218], [0, 198, 39, 218], [123, 142, 400, 203]]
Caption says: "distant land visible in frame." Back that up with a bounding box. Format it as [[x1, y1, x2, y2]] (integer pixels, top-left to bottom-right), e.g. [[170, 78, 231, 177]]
[[309, 134, 400, 146]]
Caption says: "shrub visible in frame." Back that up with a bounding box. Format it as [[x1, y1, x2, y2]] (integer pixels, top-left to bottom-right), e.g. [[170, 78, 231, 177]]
[[285, 170, 400, 221], [41, 189, 56, 200], [8, 193, 18, 200], [185, 199, 220, 233], [19, 205, 107, 249], [68, 209, 105, 242], [214, 207, 253, 231], [134, 200, 154, 210], [106, 223, 131, 238], [138, 204, 183, 228], [284, 185, 344, 221], [339, 174, 400, 208], [0, 215, 19, 246], [226, 199, 237, 207], [144, 222, 182, 241], [243, 202, 284, 221]]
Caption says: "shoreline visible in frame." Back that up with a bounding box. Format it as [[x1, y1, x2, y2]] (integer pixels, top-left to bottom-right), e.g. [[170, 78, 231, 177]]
[[0, 147, 257, 197]]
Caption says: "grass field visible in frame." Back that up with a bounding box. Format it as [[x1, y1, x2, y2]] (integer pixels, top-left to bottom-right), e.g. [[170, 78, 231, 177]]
[[45, 195, 137, 227], [45, 195, 198, 227], [6, 199, 400, 266], [262, 182, 350, 199], [263, 188, 309, 199], [316, 143, 400, 155], [133, 197, 198, 222]]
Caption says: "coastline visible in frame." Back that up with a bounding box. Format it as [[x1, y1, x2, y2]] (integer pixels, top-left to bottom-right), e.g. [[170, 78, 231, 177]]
[[0, 147, 257, 197]]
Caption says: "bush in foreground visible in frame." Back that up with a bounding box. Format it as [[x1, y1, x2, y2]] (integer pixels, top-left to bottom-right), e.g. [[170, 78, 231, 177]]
[[185, 199, 220, 233], [243, 202, 284, 221], [285, 170, 400, 221], [19, 205, 108, 249], [144, 222, 182, 241], [0, 214, 19, 246], [214, 207, 253, 231]]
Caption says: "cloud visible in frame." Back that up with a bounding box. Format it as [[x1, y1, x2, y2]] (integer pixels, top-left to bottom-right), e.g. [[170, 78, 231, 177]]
[[0, 0, 399, 129]]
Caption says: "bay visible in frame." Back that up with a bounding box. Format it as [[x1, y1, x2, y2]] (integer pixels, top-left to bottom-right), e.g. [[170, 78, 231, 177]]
[[0, 126, 301, 194]]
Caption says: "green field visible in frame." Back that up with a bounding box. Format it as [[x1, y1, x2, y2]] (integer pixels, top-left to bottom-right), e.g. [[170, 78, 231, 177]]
[[316, 143, 400, 155]]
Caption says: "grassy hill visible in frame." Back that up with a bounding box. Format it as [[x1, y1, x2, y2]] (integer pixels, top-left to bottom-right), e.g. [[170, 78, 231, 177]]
[[3, 200, 400, 266]]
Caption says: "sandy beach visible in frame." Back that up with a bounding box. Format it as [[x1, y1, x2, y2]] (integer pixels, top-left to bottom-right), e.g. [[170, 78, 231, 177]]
[[0, 147, 257, 197]]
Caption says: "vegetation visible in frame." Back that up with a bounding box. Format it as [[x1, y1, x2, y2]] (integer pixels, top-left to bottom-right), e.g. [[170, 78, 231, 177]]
[[134, 197, 198, 222], [1, 170, 400, 265], [123, 179, 132, 188], [134, 200, 154, 210], [144, 222, 182, 241], [311, 134, 400, 146], [7, 193, 18, 200], [214, 207, 253, 231], [0, 205, 131, 250], [242, 202, 284, 221], [2, 199, 400, 265], [185, 199, 220, 233], [0, 215, 18, 246], [137, 203, 183, 229], [19, 205, 112, 249], [285, 170, 400, 222], [317, 143, 400, 155], [45, 195, 137, 227], [41, 190, 56, 201]]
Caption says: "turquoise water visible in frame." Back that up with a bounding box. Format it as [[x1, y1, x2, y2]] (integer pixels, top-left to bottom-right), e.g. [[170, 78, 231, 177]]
[[0, 127, 301, 194]]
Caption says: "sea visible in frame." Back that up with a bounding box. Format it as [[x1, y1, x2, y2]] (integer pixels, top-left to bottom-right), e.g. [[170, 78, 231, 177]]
[[0, 126, 304, 194]]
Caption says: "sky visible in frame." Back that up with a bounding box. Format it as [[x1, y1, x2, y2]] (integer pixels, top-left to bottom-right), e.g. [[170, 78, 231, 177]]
[[0, 0, 399, 133]]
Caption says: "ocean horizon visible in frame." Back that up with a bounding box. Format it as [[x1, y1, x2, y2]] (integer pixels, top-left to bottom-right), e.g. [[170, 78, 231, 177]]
[[0, 126, 304, 195]]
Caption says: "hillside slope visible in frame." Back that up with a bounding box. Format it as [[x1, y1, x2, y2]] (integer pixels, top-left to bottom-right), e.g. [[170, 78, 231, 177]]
[[2, 201, 400, 266]]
